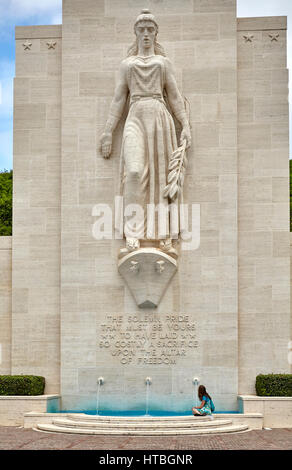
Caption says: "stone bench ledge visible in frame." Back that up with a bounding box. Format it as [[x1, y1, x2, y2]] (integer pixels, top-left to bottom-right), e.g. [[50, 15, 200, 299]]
[[0, 394, 60, 400], [238, 395, 292, 401]]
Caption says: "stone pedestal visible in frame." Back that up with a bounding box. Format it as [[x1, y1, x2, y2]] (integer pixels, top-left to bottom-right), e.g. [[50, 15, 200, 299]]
[[118, 249, 177, 308]]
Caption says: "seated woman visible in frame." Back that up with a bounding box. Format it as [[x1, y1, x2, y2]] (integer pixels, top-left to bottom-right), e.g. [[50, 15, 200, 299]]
[[192, 385, 213, 416]]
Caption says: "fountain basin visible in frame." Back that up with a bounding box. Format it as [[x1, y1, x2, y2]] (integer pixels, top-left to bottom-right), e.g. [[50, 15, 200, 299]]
[[49, 409, 240, 416]]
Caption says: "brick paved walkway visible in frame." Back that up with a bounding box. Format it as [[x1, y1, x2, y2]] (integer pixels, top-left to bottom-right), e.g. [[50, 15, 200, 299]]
[[0, 427, 291, 450]]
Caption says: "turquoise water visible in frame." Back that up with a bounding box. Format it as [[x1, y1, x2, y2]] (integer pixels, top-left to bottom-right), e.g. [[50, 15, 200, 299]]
[[53, 409, 239, 416]]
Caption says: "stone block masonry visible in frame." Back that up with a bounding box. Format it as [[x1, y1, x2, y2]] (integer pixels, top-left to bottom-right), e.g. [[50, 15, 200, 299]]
[[237, 16, 290, 393], [12, 25, 62, 394], [0, 1, 288, 418], [60, 0, 239, 412], [0, 237, 12, 375]]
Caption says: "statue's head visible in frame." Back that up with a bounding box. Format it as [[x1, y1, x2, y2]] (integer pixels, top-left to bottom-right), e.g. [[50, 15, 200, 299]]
[[134, 9, 159, 33], [127, 9, 165, 57]]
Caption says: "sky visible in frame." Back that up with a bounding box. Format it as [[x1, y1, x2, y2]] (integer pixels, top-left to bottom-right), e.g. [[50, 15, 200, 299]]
[[0, 0, 291, 170]]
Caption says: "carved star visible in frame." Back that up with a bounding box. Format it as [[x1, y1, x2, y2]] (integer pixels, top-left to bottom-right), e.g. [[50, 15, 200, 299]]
[[156, 260, 165, 274], [269, 33, 279, 42], [22, 40, 32, 51], [130, 260, 139, 274], [243, 34, 254, 43], [47, 41, 57, 50]]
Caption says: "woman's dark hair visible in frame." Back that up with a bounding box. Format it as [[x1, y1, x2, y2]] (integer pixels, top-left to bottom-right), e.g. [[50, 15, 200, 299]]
[[198, 385, 211, 401]]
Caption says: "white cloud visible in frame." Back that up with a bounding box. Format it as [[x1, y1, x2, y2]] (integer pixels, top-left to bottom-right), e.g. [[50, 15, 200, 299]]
[[237, 0, 291, 17], [0, 60, 14, 80], [0, 0, 62, 20], [0, 129, 13, 170], [51, 13, 62, 25], [0, 59, 14, 169], [0, 60, 14, 121], [0, 78, 13, 120], [0, 0, 62, 40]]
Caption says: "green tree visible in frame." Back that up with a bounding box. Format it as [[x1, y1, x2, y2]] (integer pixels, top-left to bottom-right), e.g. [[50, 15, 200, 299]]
[[0, 170, 13, 236]]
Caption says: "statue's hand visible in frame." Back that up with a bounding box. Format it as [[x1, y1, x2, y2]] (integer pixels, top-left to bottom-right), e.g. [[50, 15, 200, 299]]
[[180, 125, 192, 149], [100, 132, 112, 159]]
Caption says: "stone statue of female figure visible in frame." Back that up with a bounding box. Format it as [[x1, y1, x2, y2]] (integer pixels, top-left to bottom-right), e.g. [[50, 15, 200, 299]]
[[100, 9, 191, 257]]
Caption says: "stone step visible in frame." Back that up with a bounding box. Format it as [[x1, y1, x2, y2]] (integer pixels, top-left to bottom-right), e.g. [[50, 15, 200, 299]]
[[52, 417, 233, 430], [66, 413, 210, 423], [36, 423, 249, 436]]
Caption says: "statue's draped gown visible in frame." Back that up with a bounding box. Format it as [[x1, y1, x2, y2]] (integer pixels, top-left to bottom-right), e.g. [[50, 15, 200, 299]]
[[119, 54, 179, 240]]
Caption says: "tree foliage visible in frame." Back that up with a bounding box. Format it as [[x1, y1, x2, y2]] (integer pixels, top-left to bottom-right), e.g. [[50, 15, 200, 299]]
[[0, 170, 13, 236], [256, 374, 292, 397], [0, 375, 45, 396]]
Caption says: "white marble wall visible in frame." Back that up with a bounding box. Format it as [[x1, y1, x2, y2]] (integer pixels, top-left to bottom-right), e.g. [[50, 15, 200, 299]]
[[237, 16, 291, 393], [11, 26, 62, 393], [3, 1, 289, 412], [0, 237, 12, 375], [60, 0, 238, 412]]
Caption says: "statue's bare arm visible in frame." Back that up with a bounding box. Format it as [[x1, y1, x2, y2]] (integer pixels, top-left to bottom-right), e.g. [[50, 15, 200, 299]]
[[164, 58, 191, 148], [100, 61, 129, 159]]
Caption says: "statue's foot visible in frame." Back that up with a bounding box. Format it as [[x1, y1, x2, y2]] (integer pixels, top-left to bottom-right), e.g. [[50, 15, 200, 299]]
[[159, 239, 178, 258], [126, 238, 140, 251], [159, 239, 172, 251], [118, 238, 140, 259]]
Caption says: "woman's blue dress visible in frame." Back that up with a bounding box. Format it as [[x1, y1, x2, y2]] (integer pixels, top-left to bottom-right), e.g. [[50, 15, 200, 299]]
[[198, 395, 212, 415]]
